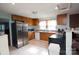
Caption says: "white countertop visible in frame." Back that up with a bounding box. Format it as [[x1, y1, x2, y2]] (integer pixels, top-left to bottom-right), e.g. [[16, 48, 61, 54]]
[[72, 30, 79, 34], [0, 34, 9, 55], [0, 34, 7, 36]]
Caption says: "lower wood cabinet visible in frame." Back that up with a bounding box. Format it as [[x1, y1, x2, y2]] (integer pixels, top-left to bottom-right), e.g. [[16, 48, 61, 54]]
[[28, 31, 55, 41], [40, 32, 54, 41], [28, 32, 35, 41]]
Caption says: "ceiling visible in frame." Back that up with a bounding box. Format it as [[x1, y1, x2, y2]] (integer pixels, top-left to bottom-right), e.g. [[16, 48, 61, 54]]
[[0, 3, 79, 18]]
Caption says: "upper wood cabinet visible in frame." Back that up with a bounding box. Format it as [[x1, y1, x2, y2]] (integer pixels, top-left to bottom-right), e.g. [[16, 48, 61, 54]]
[[57, 14, 67, 25], [32, 18, 39, 25], [70, 14, 79, 28], [12, 15, 24, 21], [12, 15, 39, 26], [27, 18, 39, 26], [26, 18, 33, 25]]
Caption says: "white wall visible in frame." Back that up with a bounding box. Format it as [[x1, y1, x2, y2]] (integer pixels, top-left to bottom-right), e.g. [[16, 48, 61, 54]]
[[66, 30, 72, 55]]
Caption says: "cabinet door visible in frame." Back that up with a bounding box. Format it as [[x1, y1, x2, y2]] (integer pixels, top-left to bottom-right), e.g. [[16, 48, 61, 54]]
[[32, 18, 39, 25], [57, 14, 67, 25], [27, 19, 33, 25], [27, 18, 39, 26], [70, 14, 79, 28], [40, 32, 50, 41], [28, 32, 35, 40], [40, 32, 54, 41]]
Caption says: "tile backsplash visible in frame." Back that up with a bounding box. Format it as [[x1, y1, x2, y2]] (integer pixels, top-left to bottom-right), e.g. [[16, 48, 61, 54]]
[[56, 25, 69, 30], [28, 25, 39, 30]]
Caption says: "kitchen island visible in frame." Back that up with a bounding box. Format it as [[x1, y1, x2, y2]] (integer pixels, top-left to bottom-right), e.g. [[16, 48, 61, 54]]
[[35, 30, 56, 41], [48, 33, 66, 55]]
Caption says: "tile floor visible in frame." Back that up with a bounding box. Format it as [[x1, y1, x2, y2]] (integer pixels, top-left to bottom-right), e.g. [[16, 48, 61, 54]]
[[29, 39, 48, 48], [9, 39, 48, 55]]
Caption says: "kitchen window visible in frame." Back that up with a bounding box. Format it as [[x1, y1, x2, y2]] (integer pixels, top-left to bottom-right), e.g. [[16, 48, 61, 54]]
[[39, 20, 57, 30]]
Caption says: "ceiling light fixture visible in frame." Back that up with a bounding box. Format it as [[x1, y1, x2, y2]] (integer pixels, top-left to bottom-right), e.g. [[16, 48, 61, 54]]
[[32, 10, 38, 14], [55, 6, 58, 10], [12, 2, 15, 5], [11, 0, 15, 5]]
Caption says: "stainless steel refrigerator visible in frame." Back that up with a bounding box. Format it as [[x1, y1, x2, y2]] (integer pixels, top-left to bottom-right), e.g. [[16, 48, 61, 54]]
[[12, 21, 28, 48]]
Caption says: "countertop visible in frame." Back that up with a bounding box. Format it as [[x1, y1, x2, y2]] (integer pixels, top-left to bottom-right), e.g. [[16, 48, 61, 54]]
[[0, 34, 8, 37], [72, 30, 79, 34], [35, 30, 57, 33], [49, 34, 63, 39]]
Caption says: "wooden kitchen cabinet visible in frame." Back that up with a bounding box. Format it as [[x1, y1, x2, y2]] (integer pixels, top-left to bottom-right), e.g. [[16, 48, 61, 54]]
[[12, 15, 33, 24], [12, 15, 39, 26], [28, 32, 35, 40], [70, 14, 79, 28], [40, 32, 48, 41], [32, 18, 39, 25], [27, 18, 34, 25], [27, 18, 39, 26], [12, 15, 24, 21], [57, 14, 67, 25], [40, 32, 54, 41]]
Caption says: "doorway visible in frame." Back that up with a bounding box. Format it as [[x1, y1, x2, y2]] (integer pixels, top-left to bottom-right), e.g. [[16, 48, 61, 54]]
[[0, 18, 11, 46]]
